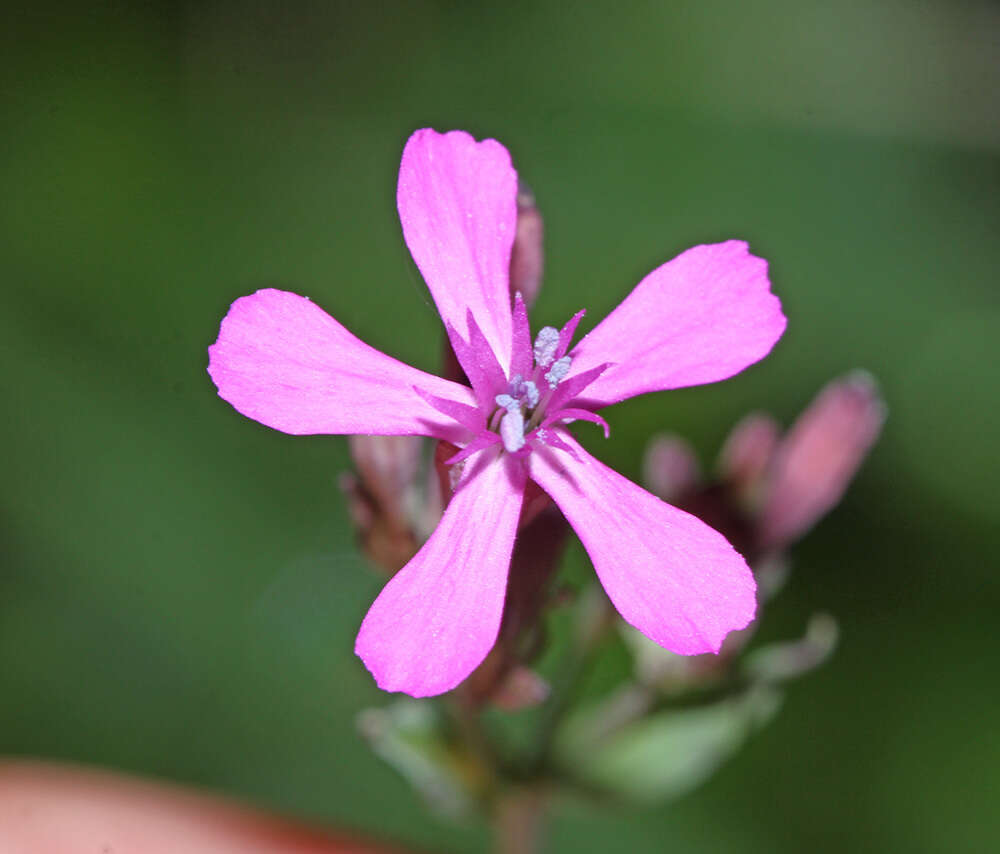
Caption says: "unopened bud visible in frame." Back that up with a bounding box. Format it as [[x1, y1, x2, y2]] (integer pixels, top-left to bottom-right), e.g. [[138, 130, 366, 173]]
[[349, 435, 421, 514], [717, 413, 780, 507], [509, 182, 544, 307], [346, 436, 423, 573], [339, 471, 374, 529], [759, 372, 886, 548], [642, 434, 700, 502], [490, 666, 551, 710]]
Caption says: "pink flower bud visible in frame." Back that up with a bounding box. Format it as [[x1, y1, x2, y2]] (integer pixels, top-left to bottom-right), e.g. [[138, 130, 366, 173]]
[[717, 413, 780, 506], [642, 434, 700, 502], [345, 436, 424, 573], [349, 435, 422, 510], [760, 372, 885, 548], [509, 183, 544, 307], [490, 666, 551, 710]]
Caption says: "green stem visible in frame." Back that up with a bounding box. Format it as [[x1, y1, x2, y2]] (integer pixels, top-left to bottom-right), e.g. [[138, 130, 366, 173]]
[[494, 787, 547, 854], [529, 584, 614, 772]]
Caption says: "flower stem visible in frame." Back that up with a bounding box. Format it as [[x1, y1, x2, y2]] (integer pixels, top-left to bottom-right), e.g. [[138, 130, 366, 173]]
[[494, 787, 547, 854], [528, 584, 615, 772]]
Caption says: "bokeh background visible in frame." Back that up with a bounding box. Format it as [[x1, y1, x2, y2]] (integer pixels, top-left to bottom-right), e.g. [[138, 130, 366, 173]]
[[3, 1, 999, 851]]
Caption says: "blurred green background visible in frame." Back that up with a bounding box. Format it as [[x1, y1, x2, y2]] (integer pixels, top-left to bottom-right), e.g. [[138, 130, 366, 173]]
[[3, 1, 999, 851]]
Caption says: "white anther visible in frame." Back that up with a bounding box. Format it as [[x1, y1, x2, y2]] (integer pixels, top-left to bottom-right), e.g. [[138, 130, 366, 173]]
[[545, 356, 572, 389], [495, 393, 519, 412], [500, 409, 526, 452], [533, 327, 560, 368], [501, 377, 540, 412]]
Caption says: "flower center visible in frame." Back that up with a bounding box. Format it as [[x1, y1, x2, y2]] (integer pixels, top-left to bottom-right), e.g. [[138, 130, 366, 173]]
[[434, 300, 610, 467], [492, 326, 576, 453]]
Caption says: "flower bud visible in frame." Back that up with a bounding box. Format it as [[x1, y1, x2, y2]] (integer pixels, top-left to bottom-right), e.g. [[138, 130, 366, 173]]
[[509, 183, 544, 307], [717, 413, 780, 508], [490, 666, 551, 710], [641, 434, 700, 503], [759, 372, 885, 548], [344, 436, 423, 573]]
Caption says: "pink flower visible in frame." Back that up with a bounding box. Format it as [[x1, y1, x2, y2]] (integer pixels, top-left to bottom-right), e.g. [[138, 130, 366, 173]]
[[208, 129, 787, 697]]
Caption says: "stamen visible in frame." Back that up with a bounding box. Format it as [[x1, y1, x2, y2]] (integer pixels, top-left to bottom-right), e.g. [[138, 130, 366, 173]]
[[545, 355, 572, 389], [533, 327, 560, 368], [523, 380, 539, 408], [495, 393, 519, 412], [500, 409, 526, 452], [501, 377, 540, 411]]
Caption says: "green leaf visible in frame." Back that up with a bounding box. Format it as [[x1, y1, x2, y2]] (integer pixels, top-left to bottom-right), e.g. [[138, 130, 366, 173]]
[[556, 687, 781, 803], [742, 614, 839, 684]]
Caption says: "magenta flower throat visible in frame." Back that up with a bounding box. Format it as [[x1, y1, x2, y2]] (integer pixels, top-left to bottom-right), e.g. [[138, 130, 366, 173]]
[[208, 128, 787, 697]]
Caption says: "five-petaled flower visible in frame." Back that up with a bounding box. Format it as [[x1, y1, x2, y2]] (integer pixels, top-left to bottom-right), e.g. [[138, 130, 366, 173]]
[[208, 128, 787, 697]]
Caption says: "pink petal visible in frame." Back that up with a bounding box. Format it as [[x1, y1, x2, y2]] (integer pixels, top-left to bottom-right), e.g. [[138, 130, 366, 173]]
[[445, 313, 510, 411], [355, 451, 527, 697], [531, 428, 580, 461], [529, 432, 756, 655], [445, 430, 502, 465], [412, 386, 485, 434], [397, 128, 518, 371], [510, 291, 533, 379], [569, 241, 786, 407], [546, 362, 612, 413], [208, 289, 476, 442], [542, 407, 610, 438], [555, 309, 586, 361]]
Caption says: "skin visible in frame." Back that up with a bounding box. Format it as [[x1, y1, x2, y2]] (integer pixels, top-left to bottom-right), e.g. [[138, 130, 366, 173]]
[[0, 759, 405, 854]]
